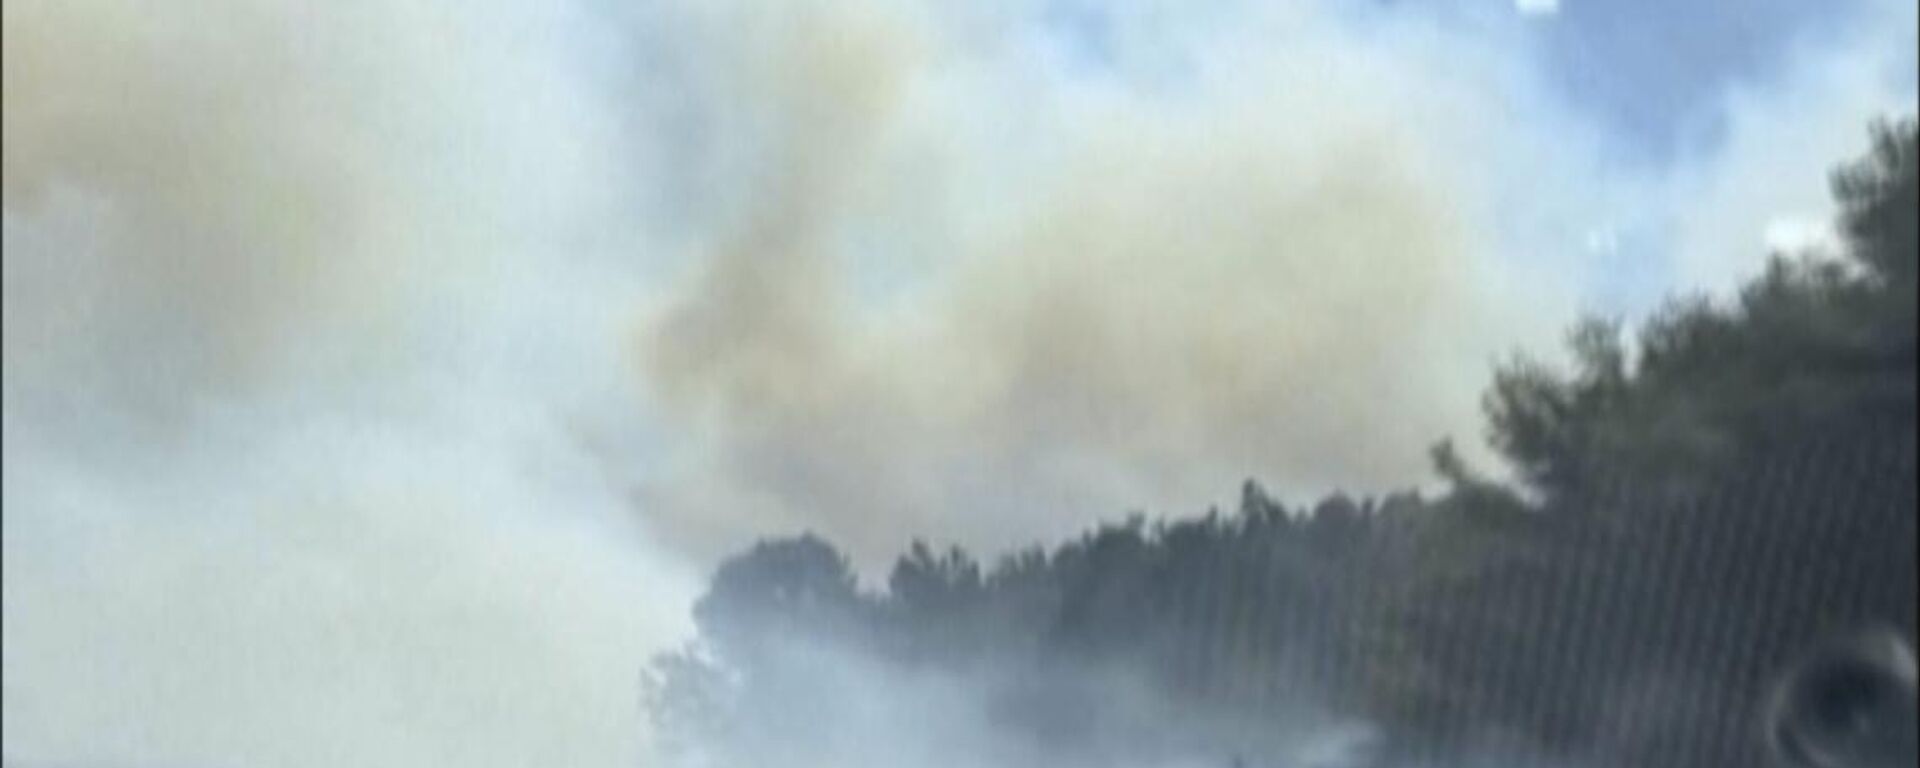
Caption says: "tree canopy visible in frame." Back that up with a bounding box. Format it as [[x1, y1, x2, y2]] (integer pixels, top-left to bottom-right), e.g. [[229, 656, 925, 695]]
[[645, 118, 1917, 768]]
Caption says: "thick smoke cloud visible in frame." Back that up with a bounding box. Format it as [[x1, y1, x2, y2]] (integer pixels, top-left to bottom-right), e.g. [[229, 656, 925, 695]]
[[627, 0, 1917, 571], [634, 1, 1583, 568], [4, 1, 697, 766], [3, 0, 1912, 765]]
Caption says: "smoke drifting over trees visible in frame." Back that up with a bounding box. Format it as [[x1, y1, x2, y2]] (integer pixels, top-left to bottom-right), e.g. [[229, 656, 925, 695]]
[[648, 120, 1918, 768], [4, 0, 1913, 765]]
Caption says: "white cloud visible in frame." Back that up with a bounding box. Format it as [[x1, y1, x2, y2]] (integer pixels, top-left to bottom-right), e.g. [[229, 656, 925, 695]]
[[1762, 216, 1841, 255], [1585, 227, 1621, 255], [1516, 0, 1561, 18]]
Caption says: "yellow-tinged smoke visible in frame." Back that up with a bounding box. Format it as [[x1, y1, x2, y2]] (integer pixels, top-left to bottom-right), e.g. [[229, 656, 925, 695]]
[[634, 3, 1558, 566]]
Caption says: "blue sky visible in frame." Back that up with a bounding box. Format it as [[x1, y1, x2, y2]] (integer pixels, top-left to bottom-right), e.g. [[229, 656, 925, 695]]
[[1531, 0, 1869, 161], [992, 0, 1918, 314], [3, 1, 1916, 766], [1037, 0, 1912, 160], [1528, 0, 1916, 302]]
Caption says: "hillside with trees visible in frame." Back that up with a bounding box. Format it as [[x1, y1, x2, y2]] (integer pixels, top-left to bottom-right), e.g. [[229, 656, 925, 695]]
[[643, 119, 1917, 768]]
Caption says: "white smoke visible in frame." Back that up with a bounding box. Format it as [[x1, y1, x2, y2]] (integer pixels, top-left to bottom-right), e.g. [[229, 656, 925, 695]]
[[3, 0, 1912, 765], [630, 0, 1589, 569], [4, 1, 699, 766]]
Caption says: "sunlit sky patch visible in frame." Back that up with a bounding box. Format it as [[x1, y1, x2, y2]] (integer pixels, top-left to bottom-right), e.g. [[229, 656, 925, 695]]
[[1515, 0, 1559, 17]]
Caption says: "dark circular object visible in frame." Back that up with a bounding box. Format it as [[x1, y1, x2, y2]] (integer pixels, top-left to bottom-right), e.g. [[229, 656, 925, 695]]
[[1765, 628, 1918, 768]]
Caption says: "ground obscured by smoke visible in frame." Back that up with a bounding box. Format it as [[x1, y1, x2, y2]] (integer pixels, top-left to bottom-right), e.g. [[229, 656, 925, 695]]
[[653, 633, 1393, 768], [3, 0, 1913, 766]]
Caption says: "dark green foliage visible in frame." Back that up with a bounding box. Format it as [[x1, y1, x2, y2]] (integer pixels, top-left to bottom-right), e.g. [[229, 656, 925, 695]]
[[694, 533, 868, 667], [645, 119, 1917, 767], [1484, 118, 1917, 506], [1837, 119, 1919, 303]]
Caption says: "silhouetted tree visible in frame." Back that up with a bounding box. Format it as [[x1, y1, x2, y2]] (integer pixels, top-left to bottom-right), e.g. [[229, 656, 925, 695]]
[[644, 117, 1917, 768]]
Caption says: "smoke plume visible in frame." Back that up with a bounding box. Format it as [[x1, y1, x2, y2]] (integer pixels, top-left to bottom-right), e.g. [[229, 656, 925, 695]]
[[4, 0, 1913, 765]]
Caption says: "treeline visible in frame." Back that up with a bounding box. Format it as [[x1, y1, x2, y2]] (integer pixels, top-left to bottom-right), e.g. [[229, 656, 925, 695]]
[[644, 119, 1917, 768]]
